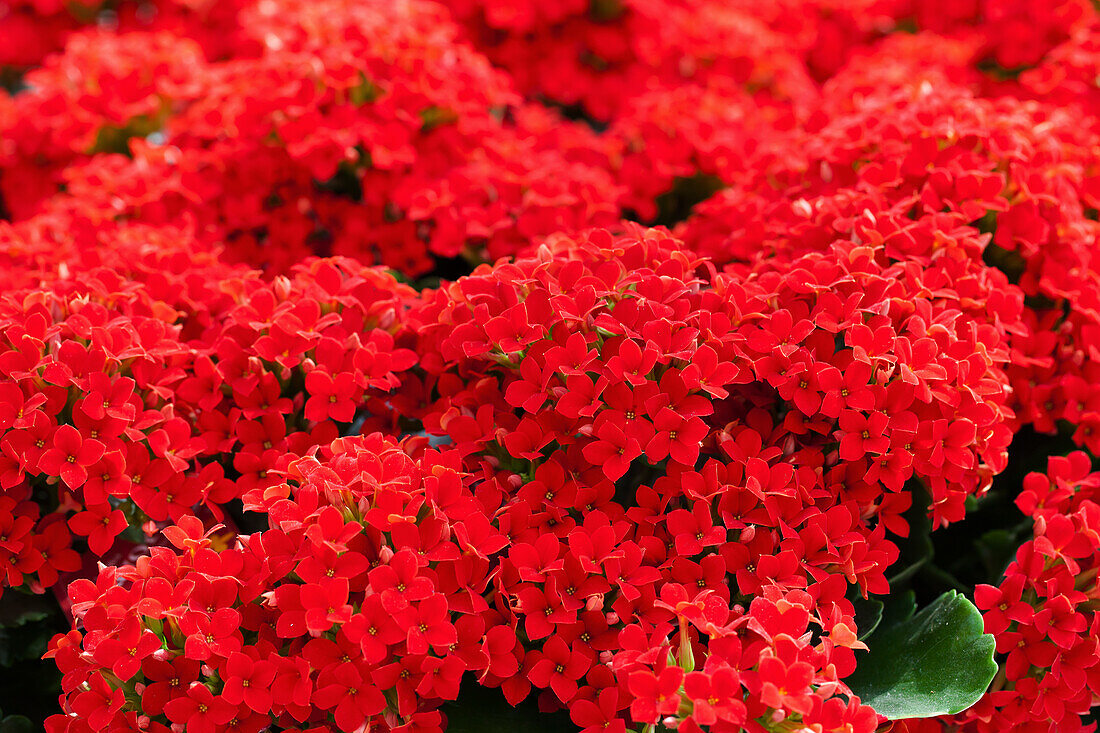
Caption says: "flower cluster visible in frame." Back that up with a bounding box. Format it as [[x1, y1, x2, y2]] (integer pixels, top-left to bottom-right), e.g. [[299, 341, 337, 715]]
[[1, 0, 621, 275], [48, 435, 479, 733], [0, 0, 250, 69], [448, 0, 816, 123], [48, 225, 1027, 731], [921, 452, 1100, 733], [3, 0, 1100, 731], [678, 49, 1100, 457], [46, 427, 880, 733], [0, 256, 416, 597], [417, 226, 1013, 527]]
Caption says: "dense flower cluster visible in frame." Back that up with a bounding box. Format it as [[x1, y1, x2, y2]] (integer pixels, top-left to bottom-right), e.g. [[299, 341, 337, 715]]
[[47, 427, 882, 733], [678, 47, 1100, 457], [975, 452, 1100, 732], [0, 256, 416, 596], [2, 0, 1100, 732], [899, 452, 1100, 733], [36, 226, 1022, 732]]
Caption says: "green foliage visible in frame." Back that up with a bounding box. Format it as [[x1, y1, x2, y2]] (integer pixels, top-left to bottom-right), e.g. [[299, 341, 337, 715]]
[[0, 593, 56, 667], [0, 593, 65, 729], [0, 708, 33, 733], [847, 591, 997, 719], [851, 595, 884, 641]]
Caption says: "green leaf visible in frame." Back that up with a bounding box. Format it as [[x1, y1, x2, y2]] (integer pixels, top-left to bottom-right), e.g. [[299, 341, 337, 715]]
[[877, 589, 917, 631], [846, 591, 997, 720], [851, 596, 884, 641], [0, 592, 52, 629], [0, 593, 61, 667], [0, 711, 33, 733]]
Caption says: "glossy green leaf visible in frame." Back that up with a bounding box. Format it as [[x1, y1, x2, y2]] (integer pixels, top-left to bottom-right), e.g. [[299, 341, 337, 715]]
[[846, 591, 997, 720]]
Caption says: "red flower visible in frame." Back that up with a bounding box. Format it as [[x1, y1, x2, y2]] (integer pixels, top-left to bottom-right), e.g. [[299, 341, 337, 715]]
[[302, 577, 353, 634], [67, 503, 127, 555], [646, 408, 708, 465], [916, 418, 977, 471], [628, 666, 684, 723], [757, 656, 815, 715], [0, 384, 45, 430], [0, 500, 34, 556], [163, 683, 237, 733], [343, 594, 405, 664], [836, 410, 889, 461], [304, 370, 359, 422], [141, 656, 200, 716], [147, 417, 203, 472], [270, 656, 314, 711], [68, 674, 125, 731], [504, 357, 553, 413], [77, 374, 137, 422], [368, 549, 435, 614], [527, 637, 593, 703], [684, 667, 745, 725], [605, 339, 659, 387], [570, 688, 627, 733], [91, 616, 163, 681], [404, 593, 458, 655], [220, 652, 277, 714], [180, 608, 242, 661], [32, 520, 80, 588], [313, 662, 387, 731], [37, 424, 104, 488], [555, 374, 607, 419], [666, 505, 726, 557], [481, 625, 521, 678], [818, 359, 877, 416], [582, 419, 643, 481]]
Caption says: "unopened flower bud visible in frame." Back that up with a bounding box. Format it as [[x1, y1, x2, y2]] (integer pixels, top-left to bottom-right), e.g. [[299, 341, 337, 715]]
[[273, 275, 292, 301]]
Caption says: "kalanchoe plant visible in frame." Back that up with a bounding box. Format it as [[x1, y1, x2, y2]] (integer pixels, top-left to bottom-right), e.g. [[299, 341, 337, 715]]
[[33, 226, 1034, 733], [0, 0, 1100, 731]]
